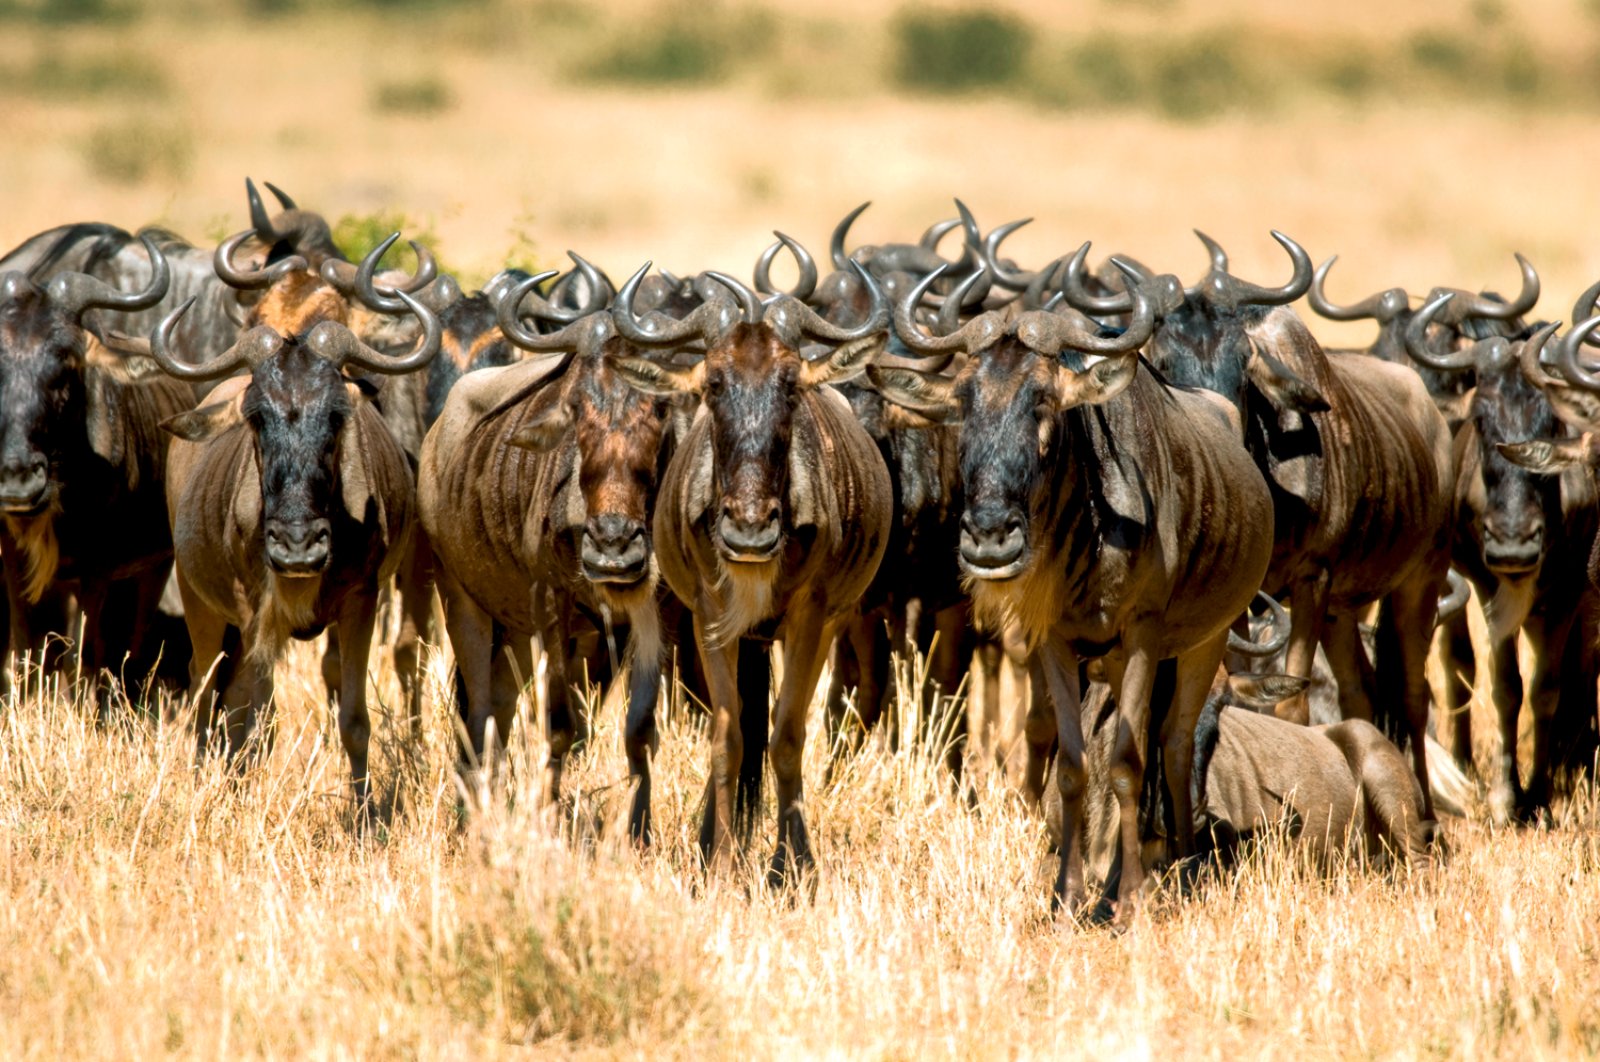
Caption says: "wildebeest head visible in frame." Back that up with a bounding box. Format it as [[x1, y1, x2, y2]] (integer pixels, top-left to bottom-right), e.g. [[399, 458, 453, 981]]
[[610, 246, 889, 565], [151, 237, 439, 577], [491, 258, 676, 590], [867, 260, 1154, 581], [240, 177, 343, 269], [0, 234, 169, 518], [812, 201, 991, 317]]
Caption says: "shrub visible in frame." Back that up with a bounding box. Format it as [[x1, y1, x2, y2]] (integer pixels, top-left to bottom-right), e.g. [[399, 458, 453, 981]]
[[576, 6, 772, 86], [81, 119, 191, 185], [332, 210, 443, 274], [891, 6, 1033, 93], [24, 53, 168, 100], [371, 75, 455, 115]]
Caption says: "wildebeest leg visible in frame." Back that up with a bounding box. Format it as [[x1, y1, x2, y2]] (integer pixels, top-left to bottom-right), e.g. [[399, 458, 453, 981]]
[[768, 598, 835, 887], [930, 601, 971, 779], [335, 594, 378, 813], [1438, 608, 1476, 767], [176, 569, 228, 762], [692, 611, 742, 873], [1387, 575, 1441, 822], [976, 638, 1003, 769], [1035, 632, 1087, 913], [438, 570, 495, 768], [1278, 571, 1331, 724], [1161, 631, 1229, 861], [491, 631, 533, 788], [1480, 629, 1524, 825], [623, 605, 663, 845], [824, 613, 869, 772], [735, 637, 770, 840], [320, 629, 341, 709], [1104, 638, 1157, 921], [393, 530, 434, 741], [1322, 612, 1378, 724], [221, 619, 274, 771], [532, 591, 576, 797], [1022, 652, 1054, 806], [72, 582, 112, 718], [1519, 610, 1574, 819]]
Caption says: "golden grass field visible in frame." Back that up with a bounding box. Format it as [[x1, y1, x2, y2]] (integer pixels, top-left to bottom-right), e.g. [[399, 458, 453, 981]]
[[3, 0, 1600, 1057]]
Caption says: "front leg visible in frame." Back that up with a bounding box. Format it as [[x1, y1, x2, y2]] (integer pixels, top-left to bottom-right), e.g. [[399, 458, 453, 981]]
[[1278, 571, 1331, 724], [1163, 631, 1229, 861], [622, 603, 664, 845], [1103, 635, 1158, 923], [1483, 626, 1524, 826], [335, 592, 379, 813], [692, 608, 742, 874], [1035, 631, 1086, 914], [767, 596, 836, 888]]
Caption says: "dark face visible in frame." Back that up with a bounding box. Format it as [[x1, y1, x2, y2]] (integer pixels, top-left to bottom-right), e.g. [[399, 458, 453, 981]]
[[243, 344, 353, 576], [570, 356, 670, 586], [429, 294, 514, 428], [0, 288, 86, 515], [705, 323, 800, 563], [951, 341, 1058, 580], [1471, 359, 1555, 575], [1145, 300, 1253, 412]]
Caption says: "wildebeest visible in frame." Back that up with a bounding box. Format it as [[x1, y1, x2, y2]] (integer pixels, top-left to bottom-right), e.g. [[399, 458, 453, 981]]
[[421, 261, 703, 837], [1403, 312, 1598, 823], [0, 237, 190, 699], [603, 260, 893, 883], [868, 260, 1276, 920], [150, 238, 439, 808], [1063, 234, 1454, 819]]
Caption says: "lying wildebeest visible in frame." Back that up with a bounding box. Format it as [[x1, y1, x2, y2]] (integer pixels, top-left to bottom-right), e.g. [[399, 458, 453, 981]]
[[869, 257, 1275, 921], [0, 237, 191, 700], [604, 260, 893, 883], [1063, 234, 1454, 819], [420, 261, 688, 838], [150, 238, 439, 808], [1405, 312, 1599, 823]]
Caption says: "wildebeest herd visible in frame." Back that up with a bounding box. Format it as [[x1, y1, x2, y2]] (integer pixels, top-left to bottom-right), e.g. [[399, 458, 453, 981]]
[[2, 180, 1597, 923]]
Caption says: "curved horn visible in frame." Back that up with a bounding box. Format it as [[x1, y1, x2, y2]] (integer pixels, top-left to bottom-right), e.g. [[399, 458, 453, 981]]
[[1456, 253, 1540, 321], [920, 217, 961, 252], [1195, 230, 1229, 273], [1572, 280, 1600, 350], [47, 233, 170, 319], [1404, 292, 1480, 372], [1517, 323, 1561, 390], [329, 232, 438, 313], [785, 259, 890, 344], [951, 199, 983, 270], [1436, 569, 1470, 627], [150, 297, 281, 381], [703, 271, 763, 324], [214, 228, 306, 290], [981, 217, 1046, 292], [1227, 590, 1291, 658], [830, 201, 871, 270], [246, 177, 276, 242], [614, 263, 737, 348], [492, 269, 563, 348], [1019, 259, 1154, 357], [1060, 241, 1133, 314], [1196, 230, 1312, 307], [263, 181, 297, 212], [752, 231, 818, 301], [305, 288, 441, 375], [1307, 256, 1407, 323], [1555, 314, 1600, 392], [893, 265, 1003, 356]]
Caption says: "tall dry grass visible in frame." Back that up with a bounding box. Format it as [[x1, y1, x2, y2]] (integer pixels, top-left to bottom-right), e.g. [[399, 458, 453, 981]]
[[1, 634, 1595, 1057]]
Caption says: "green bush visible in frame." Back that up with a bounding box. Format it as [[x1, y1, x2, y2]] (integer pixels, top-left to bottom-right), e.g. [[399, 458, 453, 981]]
[[23, 53, 168, 100], [370, 75, 455, 114], [576, 7, 773, 86], [332, 210, 444, 275], [81, 119, 191, 185], [891, 6, 1033, 93]]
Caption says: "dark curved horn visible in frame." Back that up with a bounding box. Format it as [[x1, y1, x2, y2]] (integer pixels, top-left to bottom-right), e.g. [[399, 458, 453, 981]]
[[150, 297, 281, 381], [304, 289, 441, 375], [214, 228, 306, 290], [246, 177, 276, 242], [1019, 260, 1154, 357], [830, 202, 871, 271], [1404, 292, 1480, 372], [1195, 230, 1229, 274], [1308, 256, 1408, 323], [784, 260, 890, 344], [951, 199, 983, 270], [328, 232, 438, 313], [1060, 241, 1132, 314], [614, 262, 739, 348], [1204, 230, 1312, 307], [1227, 590, 1291, 658], [1457, 253, 1540, 321], [752, 232, 818, 301], [1516, 323, 1561, 389], [1555, 314, 1600, 391], [1572, 280, 1600, 350], [263, 181, 297, 211], [981, 217, 1045, 292], [492, 269, 563, 348], [1436, 569, 1470, 627], [920, 217, 961, 252], [703, 271, 763, 324], [892, 264, 1005, 357], [47, 233, 170, 319], [1021, 256, 1068, 311]]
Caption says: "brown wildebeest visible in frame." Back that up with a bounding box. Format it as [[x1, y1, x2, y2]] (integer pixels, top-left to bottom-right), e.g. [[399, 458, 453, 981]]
[[0, 237, 190, 701], [150, 239, 440, 810], [1062, 234, 1454, 820], [604, 258, 893, 884], [1405, 313, 1599, 823], [868, 257, 1275, 921], [420, 261, 689, 838]]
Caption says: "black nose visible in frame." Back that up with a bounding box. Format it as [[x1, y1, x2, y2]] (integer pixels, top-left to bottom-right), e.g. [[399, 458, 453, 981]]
[[0, 456, 48, 512], [581, 514, 649, 583], [718, 500, 782, 559], [959, 509, 1026, 573], [265, 518, 331, 575], [1482, 518, 1543, 572]]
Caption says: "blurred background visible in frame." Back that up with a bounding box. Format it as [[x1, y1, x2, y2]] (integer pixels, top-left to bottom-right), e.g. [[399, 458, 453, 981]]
[[2, 0, 1599, 331]]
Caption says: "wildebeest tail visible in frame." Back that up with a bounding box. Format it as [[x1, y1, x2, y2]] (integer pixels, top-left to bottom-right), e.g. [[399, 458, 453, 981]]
[[1190, 686, 1226, 831], [1372, 599, 1409, 748]]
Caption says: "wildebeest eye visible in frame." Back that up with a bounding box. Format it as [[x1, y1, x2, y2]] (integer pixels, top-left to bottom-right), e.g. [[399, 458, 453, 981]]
[[706, 371, 725, 394]]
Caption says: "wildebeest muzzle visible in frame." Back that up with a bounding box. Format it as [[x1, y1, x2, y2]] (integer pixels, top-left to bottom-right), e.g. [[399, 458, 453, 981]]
[[959, 506, 1027, 579], [0, 454, 50, 515], [716, 497, 782, 562], [265, 517, 331, 576], [581, 512, 650, 585]]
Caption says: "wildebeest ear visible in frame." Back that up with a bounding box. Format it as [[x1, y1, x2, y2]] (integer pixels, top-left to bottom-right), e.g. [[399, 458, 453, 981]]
[[611, 356, 703, 397], [1539, 382, 1600, 432], [1056, 352, 1137, 408], [1497, 436, 1593, 475], [864, 365, 957, 420], [86, 334, 166, 384], [506, 402, 575, 452], [1227, 672, 1311, 711], [161, 398, 243, 442], [800, 333, 887, 389], [337, 411, 384, 531], [1245, 347, 1330, 414], [880, 403, 943, 431]]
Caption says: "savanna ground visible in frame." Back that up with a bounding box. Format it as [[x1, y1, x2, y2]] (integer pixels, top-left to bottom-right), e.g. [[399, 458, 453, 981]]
[[3, 0, 1600, 1056]]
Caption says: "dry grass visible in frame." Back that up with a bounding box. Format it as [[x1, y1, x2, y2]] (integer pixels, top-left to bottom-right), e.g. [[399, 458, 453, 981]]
[[0, 632, 1596, 1058]]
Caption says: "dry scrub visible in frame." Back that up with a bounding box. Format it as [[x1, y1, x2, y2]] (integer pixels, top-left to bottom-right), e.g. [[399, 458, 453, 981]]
[[0, 639, 1595, 1058]]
